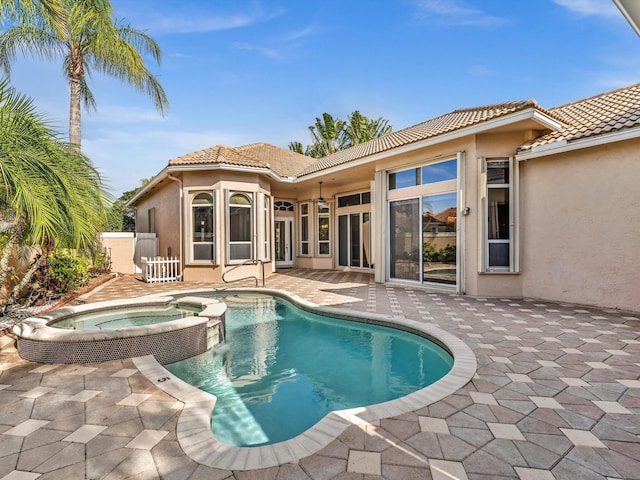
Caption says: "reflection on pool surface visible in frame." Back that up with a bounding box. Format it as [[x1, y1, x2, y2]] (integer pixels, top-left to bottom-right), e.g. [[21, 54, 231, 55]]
[[166, 294, 453, 447]]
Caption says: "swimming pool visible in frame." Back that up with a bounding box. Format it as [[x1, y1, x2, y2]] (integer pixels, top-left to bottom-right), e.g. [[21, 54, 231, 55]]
[[165, 293, 453, 447]]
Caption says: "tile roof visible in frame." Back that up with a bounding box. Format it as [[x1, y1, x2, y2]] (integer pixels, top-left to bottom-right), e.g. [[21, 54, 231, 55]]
[[169, 145, 265, 168], [168, 143, 315, 179], [522, 82, 640, 149], [235, 143, 317, 178], [164, 83, 640, 181], [297, 100, 558, 176]]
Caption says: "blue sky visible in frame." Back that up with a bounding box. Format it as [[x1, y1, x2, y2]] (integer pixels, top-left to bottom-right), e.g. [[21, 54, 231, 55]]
[[7, 0, 640, 197]]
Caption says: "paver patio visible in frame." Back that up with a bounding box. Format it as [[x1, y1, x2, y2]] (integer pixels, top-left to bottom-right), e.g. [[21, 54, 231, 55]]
[[1, 269, 639, 479]]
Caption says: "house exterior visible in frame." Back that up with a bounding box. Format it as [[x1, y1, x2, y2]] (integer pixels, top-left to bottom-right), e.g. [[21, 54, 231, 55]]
[[129, 83, 640, 312]]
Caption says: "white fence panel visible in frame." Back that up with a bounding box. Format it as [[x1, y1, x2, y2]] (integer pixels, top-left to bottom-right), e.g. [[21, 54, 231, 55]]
[[142, 256, 181, 283]]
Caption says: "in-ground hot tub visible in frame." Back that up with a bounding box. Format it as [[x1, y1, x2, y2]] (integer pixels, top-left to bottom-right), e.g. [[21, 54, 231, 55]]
[[12, 296, 226, 364]]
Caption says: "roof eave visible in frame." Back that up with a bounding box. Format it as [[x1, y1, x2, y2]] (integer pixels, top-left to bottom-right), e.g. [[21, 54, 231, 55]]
[[515, 127, 640, 161], [613, 0, 640, 36], [127, 163, 296, 206], [296, 107, 563, 181]]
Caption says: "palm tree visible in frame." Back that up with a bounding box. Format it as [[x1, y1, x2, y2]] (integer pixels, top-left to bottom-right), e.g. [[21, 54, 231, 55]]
[[307, 113, 347, 158], [342, 110, 392, 147], [1, 0, 64, 31], [0, 78, 108, 307], [0, 0, 168, 148], [289, 111, 392, 159]]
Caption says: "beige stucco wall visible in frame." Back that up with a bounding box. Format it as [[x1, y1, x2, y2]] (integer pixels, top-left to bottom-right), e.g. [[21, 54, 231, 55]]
[[519, 138, 640, 312], [100, 233, 135, 274], [135, 178, 181, 259]]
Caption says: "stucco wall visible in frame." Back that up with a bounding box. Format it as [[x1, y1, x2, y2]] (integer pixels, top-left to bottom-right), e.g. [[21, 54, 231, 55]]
[[135, 179, 181, 259], [100, 233, 135, 274], [519, 139, 640, 312]]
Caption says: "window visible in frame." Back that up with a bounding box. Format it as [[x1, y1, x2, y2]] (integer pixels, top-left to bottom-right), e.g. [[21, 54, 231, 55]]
[[300, 203, 309, 255], [483, 158, 516, 271], [389, 168, 419, 190], [191, 193, 214, 261], [387, 156, 460, 285], [337, 192, 371, 208], [317, 203, 330, 255], [389, 159, 457, 190], [274, 200, 294, 211], [147, 207, 156, 234], [228, 193, 253, 261]]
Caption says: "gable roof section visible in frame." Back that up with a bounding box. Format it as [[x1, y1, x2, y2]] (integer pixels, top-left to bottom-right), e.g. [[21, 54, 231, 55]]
[[297, 100, 562, 176], [235, 143, 317, 178], [168, 143, 314, 179], [521, 83, 640, 150], [169, 144, 266, 169]]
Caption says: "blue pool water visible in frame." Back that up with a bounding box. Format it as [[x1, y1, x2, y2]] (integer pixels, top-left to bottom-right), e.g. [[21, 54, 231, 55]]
[[166, 294, 453, 447]]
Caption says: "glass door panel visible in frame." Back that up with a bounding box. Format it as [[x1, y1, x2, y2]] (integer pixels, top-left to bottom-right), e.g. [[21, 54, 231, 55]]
[[422, 192, 457, 285], [274, 218, 293, 267], [390, 199, 420, 280]]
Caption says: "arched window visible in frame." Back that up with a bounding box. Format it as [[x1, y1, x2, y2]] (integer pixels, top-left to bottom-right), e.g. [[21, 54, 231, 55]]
[[228, 193, 253, 261], [192, 192, 214, 261]]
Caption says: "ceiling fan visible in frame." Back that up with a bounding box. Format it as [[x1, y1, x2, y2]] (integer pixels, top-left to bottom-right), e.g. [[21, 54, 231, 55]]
[[316, 181, 335, 207]]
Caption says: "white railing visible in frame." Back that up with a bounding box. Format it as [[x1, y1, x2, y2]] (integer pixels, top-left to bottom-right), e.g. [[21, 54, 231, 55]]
[[142, 256, 181, 283]]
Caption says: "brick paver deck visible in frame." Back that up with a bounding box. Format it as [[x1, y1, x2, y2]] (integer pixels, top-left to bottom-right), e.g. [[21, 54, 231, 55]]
[[1, 270, 639, 479]]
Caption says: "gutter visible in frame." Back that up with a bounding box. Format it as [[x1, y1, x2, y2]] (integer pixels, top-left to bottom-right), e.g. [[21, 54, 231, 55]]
[[127, 164, 295, 207], [516, 127, 640, 161]]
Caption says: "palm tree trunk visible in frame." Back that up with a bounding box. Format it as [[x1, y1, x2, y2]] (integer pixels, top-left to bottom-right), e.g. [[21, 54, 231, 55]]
[[69, 76, 82, 149], [0, 214, 26, 291], [3, 239, 53, 313]]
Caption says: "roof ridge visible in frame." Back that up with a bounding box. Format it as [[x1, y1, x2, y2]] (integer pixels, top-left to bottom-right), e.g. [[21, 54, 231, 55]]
[[453, 99, 538, 113], [550, 82, 640, 112]]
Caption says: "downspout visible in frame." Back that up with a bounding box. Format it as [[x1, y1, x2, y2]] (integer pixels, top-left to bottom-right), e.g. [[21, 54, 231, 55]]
[[167, 174, 184, 280]]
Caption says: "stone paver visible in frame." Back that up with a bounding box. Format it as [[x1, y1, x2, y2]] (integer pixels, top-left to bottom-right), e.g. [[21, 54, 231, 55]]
[[0, 270, 639, 479]]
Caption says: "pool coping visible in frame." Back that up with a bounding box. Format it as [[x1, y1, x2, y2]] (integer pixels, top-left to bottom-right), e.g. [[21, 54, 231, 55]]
[[133, 287, 478, 471]]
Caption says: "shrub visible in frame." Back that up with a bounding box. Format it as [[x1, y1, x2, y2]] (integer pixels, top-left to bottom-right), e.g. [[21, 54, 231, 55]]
[[49, 249, 90, 293]]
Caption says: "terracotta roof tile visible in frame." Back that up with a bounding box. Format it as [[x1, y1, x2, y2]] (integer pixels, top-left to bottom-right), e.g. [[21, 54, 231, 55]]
[[523, 82, 640, 149], [235, 143, 316, 178], [297, 100, 557, 176], [164, 84, 640, 181], [167, 143, 314, 178], [168, 145, 266, 169]]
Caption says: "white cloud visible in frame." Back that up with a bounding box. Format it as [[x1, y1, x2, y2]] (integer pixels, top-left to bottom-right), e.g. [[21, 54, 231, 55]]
[[117, 2, 286, 35], [84, 105, 166, 125], [413, 0, 510, 27], [552, 0, 620, 17], [233, 43, 283, 60], [283, 25, 319, 42]]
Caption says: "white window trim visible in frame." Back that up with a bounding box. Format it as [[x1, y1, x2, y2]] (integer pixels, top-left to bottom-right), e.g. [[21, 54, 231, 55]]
[[299, 202, 310, 256], [226, 190, 254, 264], [317, 201, 331, 256], [189, 190, 216, 264], [479, 156, 519, 273]]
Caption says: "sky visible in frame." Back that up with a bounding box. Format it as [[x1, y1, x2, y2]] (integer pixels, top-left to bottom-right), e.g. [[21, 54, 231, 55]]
[[6, 0, 640, 197]]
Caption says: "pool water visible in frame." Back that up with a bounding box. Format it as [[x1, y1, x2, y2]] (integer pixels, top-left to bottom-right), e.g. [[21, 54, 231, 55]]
[[166, 294, 453, 447], [51, 305, 194, 330]]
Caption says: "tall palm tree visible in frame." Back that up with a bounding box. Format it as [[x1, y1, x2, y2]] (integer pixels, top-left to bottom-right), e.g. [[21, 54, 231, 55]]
[[289, 111, 392, 159], [342, 110, 392, 148], [0, 78, 108, 303], [1, 0, 64, 34], [0, 0, 168, 148]]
